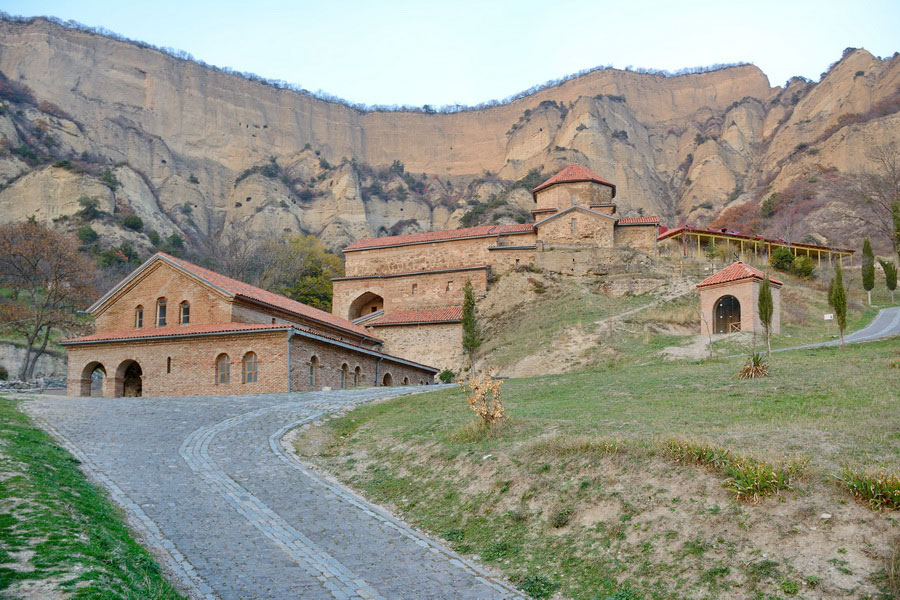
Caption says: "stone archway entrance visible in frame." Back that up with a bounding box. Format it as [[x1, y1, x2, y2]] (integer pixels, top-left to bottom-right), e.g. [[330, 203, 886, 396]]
[[348, 292, 384, 320], [382, 372, 393, 387], [115, 360, 143, 397], [79, 361, 106, 397], [714, 295, 741, 333]]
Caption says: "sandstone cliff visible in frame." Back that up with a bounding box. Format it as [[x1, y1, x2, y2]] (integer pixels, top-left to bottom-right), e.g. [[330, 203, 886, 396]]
[[0, 17, 897, 253]]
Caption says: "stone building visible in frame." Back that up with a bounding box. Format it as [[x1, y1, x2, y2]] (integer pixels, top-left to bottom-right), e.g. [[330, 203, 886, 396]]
[[332, 165, 660, 370], [697, 262, 782, 335], [62, 253, 438, 398]]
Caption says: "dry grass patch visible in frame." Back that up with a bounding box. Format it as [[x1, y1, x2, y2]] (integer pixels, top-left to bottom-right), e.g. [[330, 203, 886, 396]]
[[840, 467, 900, 511]]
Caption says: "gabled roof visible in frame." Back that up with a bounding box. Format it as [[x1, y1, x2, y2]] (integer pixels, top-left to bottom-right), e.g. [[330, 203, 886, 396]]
[[61, 323, 292, 345], [87, 253, 378, 341], [533, 205, 617, 228], [697, 262, 783, 288], [344, 223, 534, 252], [617, 216, 661, 225], [533, 164, 616, 197], [366, 307, 463, 326]]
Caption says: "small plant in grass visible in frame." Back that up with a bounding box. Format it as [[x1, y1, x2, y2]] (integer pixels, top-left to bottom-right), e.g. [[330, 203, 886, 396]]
[[602, 588, 644, 600], [459, 374, 504, 426], [840, 467, 900, 510], [482, 540, 517, 560], [662, 439, 731, 470], [724, 456, 807, 503], [550, 506, 573, 528], [780, 579, 800, 595], [738, 351, 769, 379], [513, 573, 558, 599]]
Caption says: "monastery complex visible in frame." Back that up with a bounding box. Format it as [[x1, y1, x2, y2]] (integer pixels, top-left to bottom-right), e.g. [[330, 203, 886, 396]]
[[62, 164, 854, 397]]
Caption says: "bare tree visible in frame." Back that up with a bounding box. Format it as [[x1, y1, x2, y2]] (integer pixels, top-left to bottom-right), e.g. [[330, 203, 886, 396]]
[[848, 142, 900, 256], [0, 222, 98, 380]]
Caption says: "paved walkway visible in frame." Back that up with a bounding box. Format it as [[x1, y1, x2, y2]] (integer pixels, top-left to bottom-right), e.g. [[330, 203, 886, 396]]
[[23, 388, 524, 600], [771, 305, 900, 353]]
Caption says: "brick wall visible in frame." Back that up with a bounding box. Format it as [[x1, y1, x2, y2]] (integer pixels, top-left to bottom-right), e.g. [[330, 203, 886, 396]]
[[333, 268, 489, 321], [344, 233, 536, 277], [94, 261, 233, 331], [534, 181, 613, 212], [535, 211, 614, 246], [288, 335, 436, 391], [698, 280, 782, 336], [368, 323, 463, 373], [66, 331, 290, 398], [613, 225, 658, 254]]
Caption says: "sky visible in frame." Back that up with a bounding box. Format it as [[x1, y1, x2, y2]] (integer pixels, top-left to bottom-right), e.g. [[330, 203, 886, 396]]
[[2, 0, 899, 108]]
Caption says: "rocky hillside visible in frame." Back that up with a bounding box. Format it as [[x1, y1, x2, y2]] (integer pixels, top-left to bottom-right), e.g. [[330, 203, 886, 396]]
[[0, 17, 897, 254]]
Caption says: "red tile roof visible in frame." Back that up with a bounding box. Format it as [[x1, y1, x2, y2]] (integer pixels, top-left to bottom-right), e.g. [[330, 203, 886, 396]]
[[658, 226, 855, 254], [617, 216, 661, 225], [62, 323, 291, 345], [533, 164, 616, 194], [366, 307, 463, 326], [91, 253, 378, 341], [696, 262, 783, 288], [344, 223, 534, 252]]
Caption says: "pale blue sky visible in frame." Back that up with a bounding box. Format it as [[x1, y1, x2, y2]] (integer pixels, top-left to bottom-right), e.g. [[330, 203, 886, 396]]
[[2, 0, 898, 107]]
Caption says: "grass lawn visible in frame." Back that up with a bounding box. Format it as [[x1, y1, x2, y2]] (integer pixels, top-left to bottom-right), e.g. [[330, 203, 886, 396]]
[[0, 397, 186, 599], [296, 340, 900, 600]]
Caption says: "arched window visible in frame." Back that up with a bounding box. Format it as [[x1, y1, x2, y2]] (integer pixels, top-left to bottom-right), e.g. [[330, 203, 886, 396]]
[[216, 354, 230, 384], [180, 301, 190, 324], [402, 376, 409, 386], [354, 366, 361, 387], [156, 298, 167, 327], [242, 352, 258, 383], [135, 305, 143, 328], [308, 356, 318, 387]]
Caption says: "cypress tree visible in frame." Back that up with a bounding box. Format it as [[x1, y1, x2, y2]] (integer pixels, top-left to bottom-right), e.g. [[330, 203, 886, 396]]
[[758, 275, 774, 356], [893, 200, 900, 262], [828, 262, 848, 347], [861, 237, 875, 305], [879, 259, 897, 302], [461, 279, 480, 361]]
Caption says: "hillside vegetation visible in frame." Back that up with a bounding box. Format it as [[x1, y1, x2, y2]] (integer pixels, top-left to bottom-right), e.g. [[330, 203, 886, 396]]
[[294, 340, 900, 600]]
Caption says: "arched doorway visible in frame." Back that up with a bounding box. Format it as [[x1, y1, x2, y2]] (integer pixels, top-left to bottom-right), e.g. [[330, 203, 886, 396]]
[[402, 376, 409, 386], [348, 292, 384, 320], [79, 361, 106, 397], [714, 295, 741, 333], [115, 359, 143, 397], [382, 372, 393, 387]]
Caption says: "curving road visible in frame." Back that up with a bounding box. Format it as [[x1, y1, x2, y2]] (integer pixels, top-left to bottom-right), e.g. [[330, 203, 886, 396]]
[[24, 388, 524, 600], [771, 305, 900, 353]]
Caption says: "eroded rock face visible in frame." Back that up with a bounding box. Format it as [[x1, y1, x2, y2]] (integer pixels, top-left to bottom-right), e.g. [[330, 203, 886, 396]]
[[0, 17, 896, 252]]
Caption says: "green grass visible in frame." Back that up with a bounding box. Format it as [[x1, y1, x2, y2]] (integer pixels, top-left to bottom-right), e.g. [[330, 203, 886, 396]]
[[0, 397, 186, 599], [298, 340, 900, 599]]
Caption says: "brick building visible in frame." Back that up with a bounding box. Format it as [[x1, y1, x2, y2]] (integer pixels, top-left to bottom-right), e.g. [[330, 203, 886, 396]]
[[62, 253, 438, 398], [697, 262, 782, 335], [332, 165, 660, 370]]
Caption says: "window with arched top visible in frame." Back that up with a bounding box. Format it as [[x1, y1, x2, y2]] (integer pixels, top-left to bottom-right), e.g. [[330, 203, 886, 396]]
[[135, 305, 143, 329], [308, 356, 318, 387], [242, 352, 258, 383], [215, 353, 230, 384], [156, 298, 167, 327], [180, 301, 190, 325], [340, 363, 349, 389], [354, 366, 361, 387]]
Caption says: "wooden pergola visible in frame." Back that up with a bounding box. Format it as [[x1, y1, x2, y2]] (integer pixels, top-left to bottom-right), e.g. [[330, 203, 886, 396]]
[[658, 227, 855, 266]]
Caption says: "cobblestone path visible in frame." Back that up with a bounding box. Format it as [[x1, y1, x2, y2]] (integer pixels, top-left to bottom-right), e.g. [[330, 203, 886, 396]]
[[23, 389, 524, 600]]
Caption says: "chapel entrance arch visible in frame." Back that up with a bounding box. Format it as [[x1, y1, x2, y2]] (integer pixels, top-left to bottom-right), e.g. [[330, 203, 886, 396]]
[[348, 292, 384, 320], [115, 359, 143, 397], [79, 361, 106, 397], [714, 295, 741, 333]]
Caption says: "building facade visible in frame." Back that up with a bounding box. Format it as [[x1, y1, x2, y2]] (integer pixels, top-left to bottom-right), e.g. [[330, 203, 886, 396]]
[[697, 262, 783, 336], [332, 165, 661, 371], [63, 253, 438, 398]]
